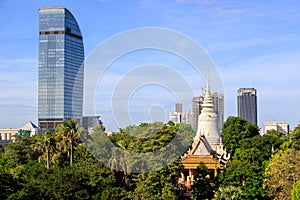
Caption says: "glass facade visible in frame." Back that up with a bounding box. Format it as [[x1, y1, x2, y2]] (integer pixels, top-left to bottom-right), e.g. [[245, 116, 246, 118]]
[[38, 7, 84, 130], [237, 88, 257, 125]]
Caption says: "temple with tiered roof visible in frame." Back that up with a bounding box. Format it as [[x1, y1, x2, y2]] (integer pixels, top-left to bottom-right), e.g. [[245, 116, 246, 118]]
[[179, 83, 230, 188]]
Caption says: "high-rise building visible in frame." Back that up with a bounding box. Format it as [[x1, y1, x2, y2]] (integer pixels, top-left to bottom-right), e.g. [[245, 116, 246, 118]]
[[237, 88, 257, 125], [191, 92, 224, 131], [191, 96, 204, 129], [212, 92, 224, 131], [175, 103, 183, 113], [38, 7, 84, 131]]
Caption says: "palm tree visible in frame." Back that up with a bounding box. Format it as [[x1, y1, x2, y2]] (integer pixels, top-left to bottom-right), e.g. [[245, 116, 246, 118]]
[[55, 118, 81, 166], [31, 130, 56, 169]]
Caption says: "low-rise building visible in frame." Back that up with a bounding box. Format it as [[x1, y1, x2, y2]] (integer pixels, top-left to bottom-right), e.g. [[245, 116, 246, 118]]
[[264, 122, 289, 136], [0, 121, 38, 144]]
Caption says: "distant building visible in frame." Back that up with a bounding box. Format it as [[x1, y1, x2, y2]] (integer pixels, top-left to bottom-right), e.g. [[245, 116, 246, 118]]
[[264, 122, 289, 136], [175, 103, 183, 113], [212, 92, 224, 131], [20, 121, 38, 136], [169, 112, 182, 124], [0, 128, 18, 143], [181, 111, 191, 125], [0, 121, 38, 144], [237, 88, 257, 125], [191, 96, 204, 129], [169, 104, 191, 125], [191, 92, 224, 130], [38, 7, 84, 131]]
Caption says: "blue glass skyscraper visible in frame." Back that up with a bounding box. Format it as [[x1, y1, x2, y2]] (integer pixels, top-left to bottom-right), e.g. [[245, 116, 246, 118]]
[[38, 7, 84, 130]]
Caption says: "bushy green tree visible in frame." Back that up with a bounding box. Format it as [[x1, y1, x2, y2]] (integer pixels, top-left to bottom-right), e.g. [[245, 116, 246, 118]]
[[191, 163, 214, 200], [217, 160, 267, 199], [221, 116, 260, 153], [289, 124, 300, 150], [131, 161, 181, 200], [264, 149, 300, 200], [217, 117, 288, 199], [3, 135, 38, 167]]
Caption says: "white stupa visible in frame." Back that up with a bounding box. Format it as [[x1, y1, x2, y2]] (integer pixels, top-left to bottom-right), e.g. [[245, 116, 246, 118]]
[[180, 82, 230, 186], [194, 82, 220, 147]]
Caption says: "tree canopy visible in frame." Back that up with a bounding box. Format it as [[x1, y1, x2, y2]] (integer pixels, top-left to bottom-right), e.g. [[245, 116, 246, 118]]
[[0, 120, 191, 199], [221, 116, 260, 153], [0, 118, 298, 200]]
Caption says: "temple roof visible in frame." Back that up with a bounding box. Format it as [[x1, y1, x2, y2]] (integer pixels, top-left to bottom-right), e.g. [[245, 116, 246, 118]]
[[182, 155, 220, 169], [21, 121, 38, 130], [181, 135, 230, 170]]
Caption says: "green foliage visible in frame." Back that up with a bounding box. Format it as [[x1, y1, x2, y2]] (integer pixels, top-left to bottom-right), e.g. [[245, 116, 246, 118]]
[[3, 135, 39, 167], [217, 117, 288, 199], [233, 130, 287, 167], [31, 130, 56, 168], [221, 116, 260, 153], [0, 120, 196, 199], [0, 165, 16, 199], [55, 118, 82, 166], [257, 130, 287, 160], [191, 163, 214, 200], [87, 122, 193, 189], [292, 180, 300, 200], [110, 122, 178, 153], [2, 118, 295, 199], [131, 161, 181, 200], [213, 186, 245, 200], [100, 187, 128, 200], [264, 149, 300, 200], [289, 124, 300, 150], [217, 160, 267, 199]]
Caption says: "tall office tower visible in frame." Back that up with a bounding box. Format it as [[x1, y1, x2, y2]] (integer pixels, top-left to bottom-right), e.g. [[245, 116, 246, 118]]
[[175, 103, 183, 113], [38, 7, 84, 131], [212, 92, 224, 131], [237, 88, 257, 125], [191, 96, 204, 129]]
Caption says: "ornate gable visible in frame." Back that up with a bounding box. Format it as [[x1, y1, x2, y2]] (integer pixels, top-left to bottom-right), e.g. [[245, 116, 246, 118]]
[[181, 135, 230, 170]]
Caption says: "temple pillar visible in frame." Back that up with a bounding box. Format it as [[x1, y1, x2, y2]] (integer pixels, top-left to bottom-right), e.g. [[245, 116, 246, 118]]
[[214, 163, 217, 177]]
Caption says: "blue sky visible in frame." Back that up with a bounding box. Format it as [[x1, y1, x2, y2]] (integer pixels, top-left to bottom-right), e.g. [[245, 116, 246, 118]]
[[1, 0, 300, 131]]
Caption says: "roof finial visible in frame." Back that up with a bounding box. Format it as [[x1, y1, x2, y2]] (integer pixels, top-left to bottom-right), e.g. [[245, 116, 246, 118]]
[[206, 71, 210, 93]]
